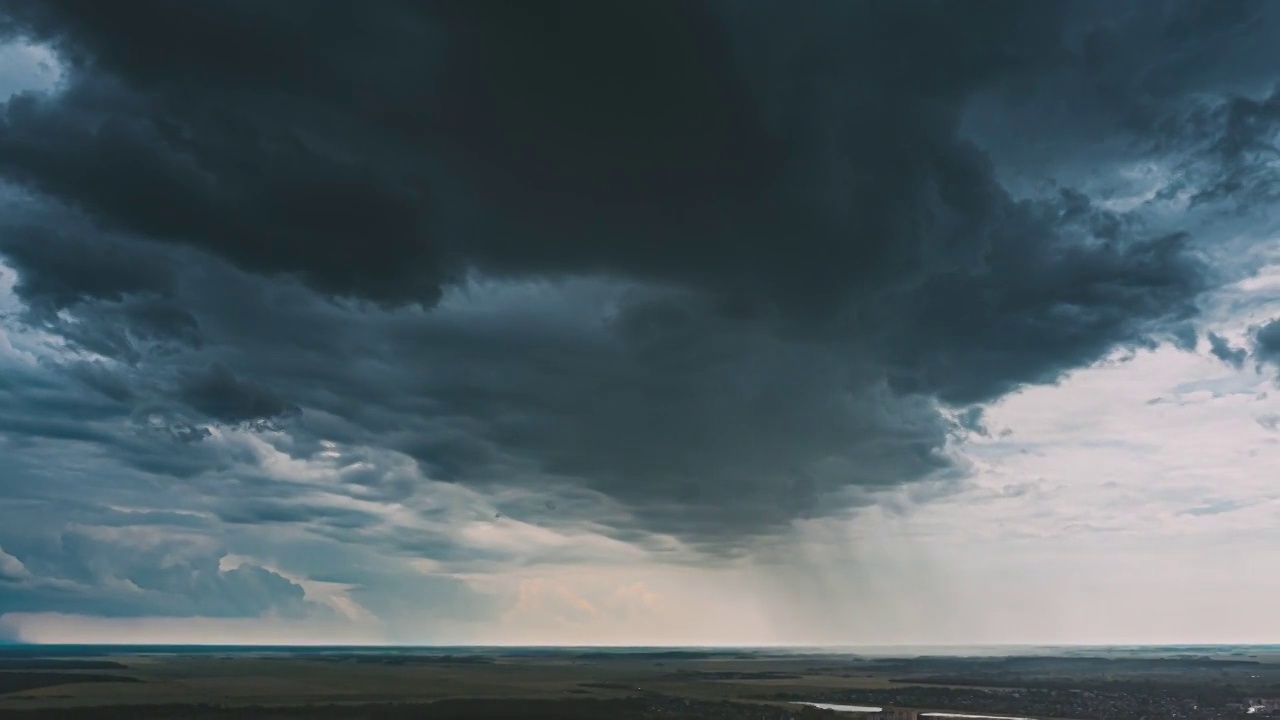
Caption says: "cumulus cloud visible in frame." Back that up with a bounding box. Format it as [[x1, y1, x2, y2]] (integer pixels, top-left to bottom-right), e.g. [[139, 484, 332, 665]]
[[0, 545, 27, 580], [0, 524, 313, 619]]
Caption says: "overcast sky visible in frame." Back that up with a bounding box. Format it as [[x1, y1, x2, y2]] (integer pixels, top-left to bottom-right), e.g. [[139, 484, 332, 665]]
[[0, 0, 1278, 646]]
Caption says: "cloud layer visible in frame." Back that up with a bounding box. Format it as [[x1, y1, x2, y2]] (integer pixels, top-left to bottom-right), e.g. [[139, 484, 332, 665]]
[[0, 0, 1278, 635]]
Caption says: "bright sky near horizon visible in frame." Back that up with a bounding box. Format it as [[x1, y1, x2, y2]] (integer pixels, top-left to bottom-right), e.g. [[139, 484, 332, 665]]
[[0, 1, 1278, 646]]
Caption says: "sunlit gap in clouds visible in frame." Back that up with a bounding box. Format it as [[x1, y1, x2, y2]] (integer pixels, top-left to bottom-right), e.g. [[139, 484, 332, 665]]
[[0, 38, 64, 100]]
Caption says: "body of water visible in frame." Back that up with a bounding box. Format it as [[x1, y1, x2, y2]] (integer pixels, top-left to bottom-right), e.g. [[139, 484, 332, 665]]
[[792, 705, 1036, 719], [792, 702, 883, 713], [921, 707, 1039, 712]]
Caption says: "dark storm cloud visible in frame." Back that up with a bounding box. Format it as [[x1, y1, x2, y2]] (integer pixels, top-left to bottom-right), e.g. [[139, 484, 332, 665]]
[[0, 223, 175, 309], [0, 1, 1127, 312], [0, 363, 130, 441], [1208, 331, 1249, 368], [953, 408, 990, 438], [0, 82, 438, 302], [0, 0, 1266, 550], [1171, 323, 1199, 352], [0, 357, 247, 481], [962, 1, 1278, 151], [0, 212, 203, 364], [879, 197, 1204, 404], [215, 500, 380, 529], [176, 362, 299, 427], [1184, 87, 1280, 207], [44, 296, 202, 364], [1256, 319, 1280, 368]]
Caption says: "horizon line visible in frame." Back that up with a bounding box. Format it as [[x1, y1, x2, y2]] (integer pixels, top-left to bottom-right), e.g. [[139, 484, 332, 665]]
[[4, 641, 1278, 649]]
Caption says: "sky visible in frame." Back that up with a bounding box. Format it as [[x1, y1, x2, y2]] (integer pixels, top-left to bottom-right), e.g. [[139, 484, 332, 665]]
[[0, 0, 1278, 647]]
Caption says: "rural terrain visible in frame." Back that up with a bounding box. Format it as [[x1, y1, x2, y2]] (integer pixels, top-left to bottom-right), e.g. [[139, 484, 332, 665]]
[[1, 645, 1277, 718]]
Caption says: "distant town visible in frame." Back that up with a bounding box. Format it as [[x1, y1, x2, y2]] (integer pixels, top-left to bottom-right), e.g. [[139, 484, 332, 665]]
[[641, 690, 1280, 719], [757, 685, 1280, 719]]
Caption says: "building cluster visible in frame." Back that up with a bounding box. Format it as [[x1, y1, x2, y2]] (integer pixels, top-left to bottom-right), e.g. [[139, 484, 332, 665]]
[[1234, 697, 1280, 715], [764, 685, 1279, 720]]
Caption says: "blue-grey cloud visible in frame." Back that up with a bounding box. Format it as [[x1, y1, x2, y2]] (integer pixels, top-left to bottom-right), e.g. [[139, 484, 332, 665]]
[[0, 40, 60, 99], [176, 361, 299, 428], [1209, 332, 1249, 368], [0, 516, 313, 619], [0, 450, 500, 624], [1256, 318, 1280, 370], [1180, 499, 1252, 517]]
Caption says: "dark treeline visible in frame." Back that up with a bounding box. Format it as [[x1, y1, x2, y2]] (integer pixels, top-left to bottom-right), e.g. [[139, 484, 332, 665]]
[[0, 699, 648, 720], [0, 697, 842, 720], [893, 674, 1280, 697], [0, 672, 138, 694], [857, 655, 1263, 674], [0, 660, 129, 671]]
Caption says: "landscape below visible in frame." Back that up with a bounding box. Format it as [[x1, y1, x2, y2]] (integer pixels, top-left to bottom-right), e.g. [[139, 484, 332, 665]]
[[1, 645, 1278, 719]]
